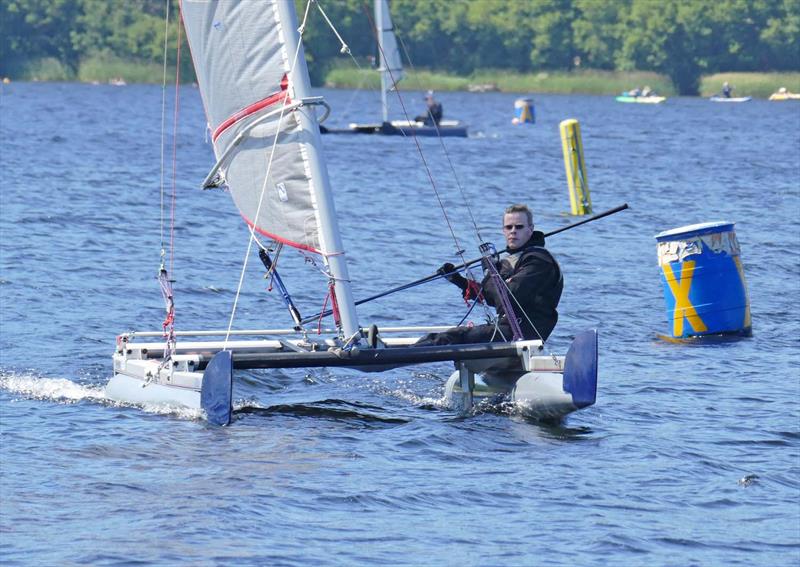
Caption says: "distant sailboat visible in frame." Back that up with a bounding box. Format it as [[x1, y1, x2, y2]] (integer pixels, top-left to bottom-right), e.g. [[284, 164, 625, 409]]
[[106, 0, 597, 426], [321, 0, 468, 137]]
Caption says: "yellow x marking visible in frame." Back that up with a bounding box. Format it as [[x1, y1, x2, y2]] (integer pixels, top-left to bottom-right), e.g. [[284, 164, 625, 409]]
[[663, 261, 707, 336]]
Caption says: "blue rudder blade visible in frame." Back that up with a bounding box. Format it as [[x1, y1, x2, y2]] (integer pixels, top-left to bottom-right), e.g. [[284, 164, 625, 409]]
[[562, 329, 598, 409], [201, 350, 233, 426]]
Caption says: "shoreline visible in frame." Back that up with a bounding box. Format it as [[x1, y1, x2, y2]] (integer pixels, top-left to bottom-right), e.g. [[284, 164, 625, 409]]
[[5, 59, 799, 99]]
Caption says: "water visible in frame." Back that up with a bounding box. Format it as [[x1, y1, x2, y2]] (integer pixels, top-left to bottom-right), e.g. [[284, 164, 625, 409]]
[[1, 82, 799, 565]]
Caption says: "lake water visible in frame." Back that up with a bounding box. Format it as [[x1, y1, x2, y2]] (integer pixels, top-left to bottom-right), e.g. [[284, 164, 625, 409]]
[[1, 82, 799, 566]]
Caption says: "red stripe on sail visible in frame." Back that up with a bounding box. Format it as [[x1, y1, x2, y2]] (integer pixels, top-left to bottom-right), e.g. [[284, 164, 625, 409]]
[[241, 213, 322, 255], [212, 79, 290, 142]]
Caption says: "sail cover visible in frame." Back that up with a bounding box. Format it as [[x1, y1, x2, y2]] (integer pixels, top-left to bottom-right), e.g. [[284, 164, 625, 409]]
[[181, 0, 323, 253], [376, 0, 404, 85]]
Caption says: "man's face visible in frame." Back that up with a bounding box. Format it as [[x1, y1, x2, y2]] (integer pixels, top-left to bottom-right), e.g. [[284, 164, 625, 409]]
[[503, 212, 533, 250]]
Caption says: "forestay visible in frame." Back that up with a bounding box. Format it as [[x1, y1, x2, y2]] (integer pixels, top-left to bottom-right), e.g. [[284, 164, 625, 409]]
[[181, 0, 322, 253]]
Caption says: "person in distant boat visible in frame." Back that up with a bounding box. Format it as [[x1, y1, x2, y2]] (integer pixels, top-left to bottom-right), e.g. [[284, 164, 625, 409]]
[[415, 91, 443, 126], [641, 86, 653, 97], [722, 81, 733, 98], [415, 204, 563, 346], [627, 87, 642, 97]]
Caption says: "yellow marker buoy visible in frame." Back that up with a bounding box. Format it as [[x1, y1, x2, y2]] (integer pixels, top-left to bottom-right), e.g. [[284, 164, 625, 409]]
[[560, 119, 592, 215]]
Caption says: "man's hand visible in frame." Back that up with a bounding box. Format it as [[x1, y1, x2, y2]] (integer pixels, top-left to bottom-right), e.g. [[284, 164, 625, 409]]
[[437, 262, 457, 282], [437, 262, 467, 289]]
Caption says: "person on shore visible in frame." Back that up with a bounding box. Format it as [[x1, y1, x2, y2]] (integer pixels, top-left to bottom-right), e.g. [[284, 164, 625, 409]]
[[415, 204, 563, 346], [415, 91, 443, 126], [722, 81, 733, 98]]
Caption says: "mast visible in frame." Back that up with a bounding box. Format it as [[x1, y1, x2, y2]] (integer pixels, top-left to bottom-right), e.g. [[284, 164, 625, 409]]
[[375, 0, 389, 124], [275, 1, 360, 338], [374, 0, 404, 125]]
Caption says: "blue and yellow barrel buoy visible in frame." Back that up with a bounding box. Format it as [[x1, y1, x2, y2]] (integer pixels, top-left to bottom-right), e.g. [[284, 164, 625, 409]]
[[559, 119, 592, 216], [512, 98, 535, 124], [655, 221, 751, 339]]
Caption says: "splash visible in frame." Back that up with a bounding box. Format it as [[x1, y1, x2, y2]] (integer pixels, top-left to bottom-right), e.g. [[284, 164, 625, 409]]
[[0, 370, 204, 421], [0, 371, 105, 403]]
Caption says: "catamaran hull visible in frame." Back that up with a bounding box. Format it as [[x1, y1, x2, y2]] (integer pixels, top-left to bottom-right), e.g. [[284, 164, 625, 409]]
[[321, 120, 468, 137], [107, 356, 203, 408], [107, 329, 597, 424], [443, 329, 598, 420], [444, 371, 581, 419], [106, 372, 201, 409]]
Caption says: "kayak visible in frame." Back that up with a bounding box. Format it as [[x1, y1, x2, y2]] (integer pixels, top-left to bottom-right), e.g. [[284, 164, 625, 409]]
[[769, 92, 800, 101], [709, 96, 751, 103], [615, 95, 666, 104]]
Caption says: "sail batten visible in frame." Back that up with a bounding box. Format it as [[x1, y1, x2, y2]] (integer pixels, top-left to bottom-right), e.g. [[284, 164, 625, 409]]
[[181, 0, 323, 253]]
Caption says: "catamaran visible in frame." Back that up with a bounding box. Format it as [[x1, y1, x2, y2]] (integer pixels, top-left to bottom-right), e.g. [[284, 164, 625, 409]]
[[319, 0, 468, 137], [107, 0, 598, 425]]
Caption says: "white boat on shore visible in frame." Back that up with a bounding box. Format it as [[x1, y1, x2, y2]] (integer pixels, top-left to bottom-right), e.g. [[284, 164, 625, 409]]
[[709, 96, 751, 102]]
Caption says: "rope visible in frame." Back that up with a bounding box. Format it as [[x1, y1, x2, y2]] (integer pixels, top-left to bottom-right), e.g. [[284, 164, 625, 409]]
[[158, 0, 171, 265], [396, 33, 484, 242], [362, 6, 473, 274], [169, 10, 182, 277]]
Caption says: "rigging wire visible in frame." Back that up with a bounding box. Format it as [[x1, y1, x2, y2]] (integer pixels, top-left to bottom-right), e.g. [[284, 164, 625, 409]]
[[158, 0, 171, 265], [314, 1, 375, 115], [363, 5, 472, 274], [395, 33, 484, 243], [169, 8, 183, 278]]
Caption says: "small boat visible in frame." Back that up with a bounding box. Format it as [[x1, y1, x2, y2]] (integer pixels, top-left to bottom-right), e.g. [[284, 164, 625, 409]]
[[769, 91, 800, 101], [321, 0, 467, 138], [107, 0, 598, 425], [615, 95, 666, 104], [709, 96, 751, 103], [321, 119, 467, 137]]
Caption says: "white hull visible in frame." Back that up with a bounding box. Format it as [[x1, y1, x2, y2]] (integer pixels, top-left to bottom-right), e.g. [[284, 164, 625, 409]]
[[107, 328, 598, 424], [709, 96, 751, 102]]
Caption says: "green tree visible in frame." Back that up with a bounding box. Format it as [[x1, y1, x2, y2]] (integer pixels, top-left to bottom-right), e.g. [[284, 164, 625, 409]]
[[572, 0, 629, 69], [0, 0, 81, 75]]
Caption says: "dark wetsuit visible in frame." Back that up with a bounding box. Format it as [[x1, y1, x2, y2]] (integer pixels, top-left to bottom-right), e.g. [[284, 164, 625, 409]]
[[416, 231, 563, 346]]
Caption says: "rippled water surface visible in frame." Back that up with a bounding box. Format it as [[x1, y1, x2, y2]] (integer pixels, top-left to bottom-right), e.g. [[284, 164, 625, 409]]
[[2, 83, 799, 565]]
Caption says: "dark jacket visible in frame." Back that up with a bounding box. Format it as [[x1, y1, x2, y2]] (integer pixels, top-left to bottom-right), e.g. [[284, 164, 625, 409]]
[[416, 102, 443, 126], [480, 232, 563, 341]]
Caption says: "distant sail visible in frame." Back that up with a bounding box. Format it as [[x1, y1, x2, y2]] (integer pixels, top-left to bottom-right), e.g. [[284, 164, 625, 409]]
[[182, 0, 323, 253], [375, 0, 404, 87]]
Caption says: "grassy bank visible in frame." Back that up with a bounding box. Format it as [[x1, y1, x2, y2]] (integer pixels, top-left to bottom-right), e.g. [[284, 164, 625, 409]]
[[325, 67, 676, 95], [7, 54, 183, 84], [700, 72, 800, 98], [7, 55, 800, 99]]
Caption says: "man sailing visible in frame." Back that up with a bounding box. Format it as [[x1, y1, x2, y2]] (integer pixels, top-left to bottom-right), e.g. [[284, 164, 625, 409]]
[[416, 204, 563, 346]]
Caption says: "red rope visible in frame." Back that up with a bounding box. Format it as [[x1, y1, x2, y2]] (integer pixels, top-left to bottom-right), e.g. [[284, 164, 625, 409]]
[[329, 281, 342, 328], [317, 291, 330, 335]]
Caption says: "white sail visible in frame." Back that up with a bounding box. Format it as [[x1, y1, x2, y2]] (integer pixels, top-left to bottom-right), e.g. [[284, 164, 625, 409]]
[[375, 0, 404, 123], [181, 0, 359, 336], [181, 0, 321, 253], [375, 0, 404, 83]]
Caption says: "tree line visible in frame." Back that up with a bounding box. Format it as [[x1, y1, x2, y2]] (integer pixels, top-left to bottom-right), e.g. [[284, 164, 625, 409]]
[[2, 0, 798, 94]]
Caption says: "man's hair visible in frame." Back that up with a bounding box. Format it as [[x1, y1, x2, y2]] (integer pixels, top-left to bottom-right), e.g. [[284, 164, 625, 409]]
[[504, 204, 533, 226]]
